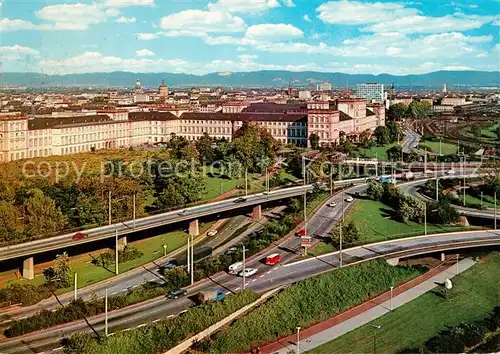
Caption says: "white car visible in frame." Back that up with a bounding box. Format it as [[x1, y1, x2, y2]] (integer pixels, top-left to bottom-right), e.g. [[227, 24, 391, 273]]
[[424, 170, 433, 174], [207, 230, 218, 237], [238, 268, 258, 277], [328, 202, 338, 207], [345, 196, 354, 202], [446, 169, 456, 175], [178, 210, 190, 216]]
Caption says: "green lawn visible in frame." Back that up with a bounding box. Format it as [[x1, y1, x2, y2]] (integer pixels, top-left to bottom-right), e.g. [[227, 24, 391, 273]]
[[309, 199, 477, 256], [356, 142, 401, 161], [202, 170, 261, 201], [7, 225, 210, 293], [420, 140, 458, 155], [308, 252, 500, 354], [464, 191, 498, 209]]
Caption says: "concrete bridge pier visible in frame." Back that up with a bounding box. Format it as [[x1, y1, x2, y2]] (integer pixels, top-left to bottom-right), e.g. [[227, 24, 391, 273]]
[[441, 252, 446, 262], [189, 219, 199, 236], [386, 257, 400, 266], [252, 205, 262, 220], [22, 257, 34, 280], [117, 235, 128, 250]]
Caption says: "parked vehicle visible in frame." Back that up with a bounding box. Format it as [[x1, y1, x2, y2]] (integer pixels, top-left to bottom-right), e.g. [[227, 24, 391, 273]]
[[345, 196, 354, 202], [447, 169, 456, 175], [163, 262, 177, 270], [328, 201, 338, 207], [72, 232, 88, 240], [238, 268, 258, 277], [228, 261, 244, 275], [234, 197, 247, 203], [379, 176, 397, 184], [196, 288, 225, 302], [265, 253, 281, 266], [207, 229, 218, 237], [168, 289, 187, 299]]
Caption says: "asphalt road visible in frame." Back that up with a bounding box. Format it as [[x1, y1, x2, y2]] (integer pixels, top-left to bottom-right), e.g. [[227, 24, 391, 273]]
[[402, 129, 421, 153]]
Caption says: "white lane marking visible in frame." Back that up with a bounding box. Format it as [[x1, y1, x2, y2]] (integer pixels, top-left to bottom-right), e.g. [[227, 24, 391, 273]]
[[179, 310, 188, 315], [234, 287, 241, 291], [122, 328, 131, 332], [132, 285, 139, 289], [52, 347, 64, 352], [150, 278, 156, 282], [136, 324, 146, 328], [245, 282, 250, 286], [225, 291, 231, 295], [152, 319, 161, 323], [266, 270, 272, 274], [166, 314, 175, 318], [111, 292, 118, 295], [3, 319, 12, 323], [18, 316, 27, 320], [259, 275, 265, 278], [251, 279, 257, 283], [52, 309, 58, 312]]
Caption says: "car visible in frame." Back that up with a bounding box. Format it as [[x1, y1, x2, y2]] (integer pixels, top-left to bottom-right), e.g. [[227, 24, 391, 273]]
[[425, 170, 433, 174], [234, 197, 247, 203], [163, 262, 177, 270], [238, 268, 258, 277], [207, 229, 218, 237], [328, 202, 338, 207], [168, 289, 187, 299], [72, 232, 88, 240], [447, 169, 456, 175], [178, 210, 190, 216], [345, 196, 354, 202], [226, 247, 238, 254]]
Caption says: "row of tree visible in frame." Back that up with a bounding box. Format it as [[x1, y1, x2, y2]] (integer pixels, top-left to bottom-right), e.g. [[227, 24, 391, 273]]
[[388, 101, 433, 121]]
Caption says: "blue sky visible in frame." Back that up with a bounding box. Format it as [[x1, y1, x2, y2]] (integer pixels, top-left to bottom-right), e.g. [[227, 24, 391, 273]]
[[1, 0, 499, 75]]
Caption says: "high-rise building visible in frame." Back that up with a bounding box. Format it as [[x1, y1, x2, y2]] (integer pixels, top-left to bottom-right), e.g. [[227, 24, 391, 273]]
[[319, 82, 332, 91], [355, 83, 385, 102], [442, 84, 447, 93], [298, 90, 312, 100]]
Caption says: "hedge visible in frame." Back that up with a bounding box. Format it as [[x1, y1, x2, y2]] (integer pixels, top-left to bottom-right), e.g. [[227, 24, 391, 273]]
[[64, 290, 259, 354], [206, 259, 425, 353]]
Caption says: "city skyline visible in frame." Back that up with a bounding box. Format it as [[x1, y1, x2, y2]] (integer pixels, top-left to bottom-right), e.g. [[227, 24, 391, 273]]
[[1, 0, 499, 75]]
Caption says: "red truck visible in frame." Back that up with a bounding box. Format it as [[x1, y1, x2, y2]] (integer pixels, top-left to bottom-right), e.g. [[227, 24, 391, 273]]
[[265, 253, 281, 266]]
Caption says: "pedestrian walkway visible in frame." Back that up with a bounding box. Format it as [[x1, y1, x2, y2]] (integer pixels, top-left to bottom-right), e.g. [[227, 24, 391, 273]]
[[261, 258, 476, 354]]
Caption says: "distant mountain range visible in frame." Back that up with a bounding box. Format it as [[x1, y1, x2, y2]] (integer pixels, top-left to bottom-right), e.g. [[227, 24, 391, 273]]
[[1, 70, 499, 89]]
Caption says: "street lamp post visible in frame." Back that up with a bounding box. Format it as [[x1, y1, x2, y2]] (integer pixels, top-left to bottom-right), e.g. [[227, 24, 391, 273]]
[[133, 194, 136, 228], [108, 191, 112, 225], [480, 191, 483, 207], [187, 237, 190, 275], [190, 234, 194, 285], [375, 152, 379, 178], [245, 168, 248, 196], [302, 157, 307, 239], [115, 229, 119, 275], [436, 177, 439, 202], [74, 272, 78, 301], [342, 187, 345, 223], [163, 244, 167, 257], [424, 201, 427, 236], [242, 245, 246, 290], [105, 287, 109, 337], [296, 327, 301, 354], [439, 138, 442, 156], [330, 165, 333, 196], [495, 191, 497, 230], [339, 223, 343, 267], [390, 286, 394, 311], [456, 254, 459, 275]]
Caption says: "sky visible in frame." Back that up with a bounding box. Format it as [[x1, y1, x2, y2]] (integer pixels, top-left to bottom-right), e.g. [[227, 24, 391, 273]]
[[0, 0, 499, 76]]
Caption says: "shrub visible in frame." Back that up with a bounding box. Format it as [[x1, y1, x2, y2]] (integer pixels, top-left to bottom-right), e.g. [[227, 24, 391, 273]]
[[0, 282, 55, 307]]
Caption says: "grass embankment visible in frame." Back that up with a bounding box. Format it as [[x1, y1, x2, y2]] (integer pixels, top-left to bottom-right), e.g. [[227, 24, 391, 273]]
[[309, 199, 476, 256], [463, 191, 497, 209], [419, 140, 458, 155], [205, 260, 425, 353], [64, 290, 259, 354], [308, 252, 500, 354], [354, 142, 401, 161]]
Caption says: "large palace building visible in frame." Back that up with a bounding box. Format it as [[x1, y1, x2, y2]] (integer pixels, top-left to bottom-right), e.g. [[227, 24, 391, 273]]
[[0, 99, 384, 162]]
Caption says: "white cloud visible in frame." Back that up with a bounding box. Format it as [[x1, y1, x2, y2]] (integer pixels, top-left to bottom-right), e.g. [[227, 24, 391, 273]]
[[443, 65, 472, 70], [317, 0, 417, 25], [136, 32, 159, 40], [303, 14, 312, 22], [136, 48, 155, 56], [208, 0, 280, 13], [282, 0, 295, 7], [239, 54, 259, 61], [116, 16, 136, 23], [366, 14, 497, 33], [160, 10, 245, 33], [245, 24, 304, 41], [0, 18, 38, 31], [0, 45, 39, 56], [104, 0, 154, 7], [36, 3, 116, 30]]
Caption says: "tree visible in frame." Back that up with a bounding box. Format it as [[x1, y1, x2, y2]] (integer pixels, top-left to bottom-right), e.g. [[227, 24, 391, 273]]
[[329, 221, 360, 248], [359, 129, 373, 147], [396, 195, 425, 223], [309, 134, 320, 150], [408, 101, 432, 120], [0, 201, 19, 242], [71, 195, 105, 227], [386, 145, 402, 161], [195, 133, 216, 164], [374, 126, 390, 145], [53, 252, 72, 288], [366, 181, 384, 200], [386, 120, 403, 143], [23, 189, 66, 238], [495, 126, 500, 140], [388, 103, 408, 121]]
